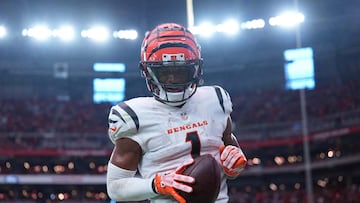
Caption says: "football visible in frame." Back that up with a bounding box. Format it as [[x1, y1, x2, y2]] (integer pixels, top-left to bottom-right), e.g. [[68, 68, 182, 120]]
[[178, 154, 221, 203]]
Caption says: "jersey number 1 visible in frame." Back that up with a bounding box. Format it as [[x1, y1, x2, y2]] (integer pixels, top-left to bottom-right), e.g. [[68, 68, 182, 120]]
[[186, 131, 201, 158]]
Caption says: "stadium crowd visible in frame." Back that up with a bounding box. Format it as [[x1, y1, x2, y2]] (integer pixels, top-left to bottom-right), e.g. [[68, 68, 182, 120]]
[[1, 80, 360, 202], [1, 80, 359, 135]]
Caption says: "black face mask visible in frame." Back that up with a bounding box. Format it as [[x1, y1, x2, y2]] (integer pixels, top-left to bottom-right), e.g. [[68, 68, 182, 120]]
[[150, 66, 196, 85]]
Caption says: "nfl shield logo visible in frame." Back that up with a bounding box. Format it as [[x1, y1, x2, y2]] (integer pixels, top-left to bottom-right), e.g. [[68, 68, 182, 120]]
[[181, 112, 188, 120]]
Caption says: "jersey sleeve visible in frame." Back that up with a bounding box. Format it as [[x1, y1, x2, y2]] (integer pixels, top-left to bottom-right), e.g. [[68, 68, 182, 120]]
[[213, 85, 233, 116], [107, 102, 140, 144]]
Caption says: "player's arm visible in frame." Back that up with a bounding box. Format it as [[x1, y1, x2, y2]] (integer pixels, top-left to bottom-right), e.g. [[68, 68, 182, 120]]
[[107, 137, 157, 201], [107, 136, 195, 203], [219, 117, 247, 179], [106, 104, 155, 201], [222, 117, 240, 147]]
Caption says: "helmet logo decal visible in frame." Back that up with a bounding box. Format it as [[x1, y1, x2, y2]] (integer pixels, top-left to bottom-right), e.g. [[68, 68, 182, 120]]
[[162, 53, 185, 62], [148, 42, 196, 59]]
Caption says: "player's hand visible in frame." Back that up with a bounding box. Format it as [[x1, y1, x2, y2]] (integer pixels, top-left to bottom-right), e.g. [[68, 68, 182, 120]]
[[153, 158, 195, 203], [219, 145, 247, 178]]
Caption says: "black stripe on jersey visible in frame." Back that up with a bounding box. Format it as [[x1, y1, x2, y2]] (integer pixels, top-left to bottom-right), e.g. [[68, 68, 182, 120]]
[[111, 109, 126, 123], [214, 87, 225, 113], [117, 102, 140, 131]]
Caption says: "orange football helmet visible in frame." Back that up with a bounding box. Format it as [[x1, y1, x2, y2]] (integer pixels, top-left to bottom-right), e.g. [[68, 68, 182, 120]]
[[139, 23, 203, 106]]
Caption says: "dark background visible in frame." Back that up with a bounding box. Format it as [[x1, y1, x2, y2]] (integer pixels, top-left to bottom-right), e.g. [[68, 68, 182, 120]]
[[0, 0, 359, 101]]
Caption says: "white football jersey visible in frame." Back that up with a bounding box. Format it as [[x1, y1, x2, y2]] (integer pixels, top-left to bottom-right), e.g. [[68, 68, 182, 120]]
[[108, 85, 233, 203]]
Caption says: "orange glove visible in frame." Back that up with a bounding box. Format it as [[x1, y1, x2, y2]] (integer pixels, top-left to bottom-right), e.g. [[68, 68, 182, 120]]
[[153, 159, 195, 203], [219, 145, 247, 178]]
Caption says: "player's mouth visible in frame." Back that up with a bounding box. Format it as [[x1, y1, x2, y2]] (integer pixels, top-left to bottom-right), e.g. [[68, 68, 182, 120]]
[[167, 87, 183, 92]]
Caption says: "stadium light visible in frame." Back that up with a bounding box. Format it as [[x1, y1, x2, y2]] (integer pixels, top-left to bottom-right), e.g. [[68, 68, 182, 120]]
[[113, 29, 138, 40], [15, 12, 306, 42], [22, 25, 76, 41], [22, 25, 52, 41], [216, 19, 240, 35], [189, 18, 267, 38], [81, 26, 110, 42], [52, 25, 75, 41], [241, 19, 265, 30], [269, 12, 304, 27], [189, 22, 216, 37], [0, 26, 6, 38], [190, 20, 241, 36]]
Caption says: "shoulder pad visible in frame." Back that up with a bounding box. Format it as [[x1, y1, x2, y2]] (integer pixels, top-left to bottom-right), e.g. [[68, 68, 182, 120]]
[[107, 102, 139, 143], [213, 86, 232, 114]]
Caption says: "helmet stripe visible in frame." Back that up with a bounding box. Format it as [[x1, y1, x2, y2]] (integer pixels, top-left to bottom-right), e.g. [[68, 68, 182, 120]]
[[144, 32, 198, 56]]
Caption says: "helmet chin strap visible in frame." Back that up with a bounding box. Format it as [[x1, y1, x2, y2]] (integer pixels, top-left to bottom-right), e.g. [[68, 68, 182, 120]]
[[148, 80, 195, 106], [162, 84, 198, 106], [159, 86, 186, 102], [163, 99, 187, 107]]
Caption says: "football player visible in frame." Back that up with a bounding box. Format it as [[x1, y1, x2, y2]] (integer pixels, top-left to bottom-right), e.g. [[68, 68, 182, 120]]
[[106, 23, 247, 203]]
